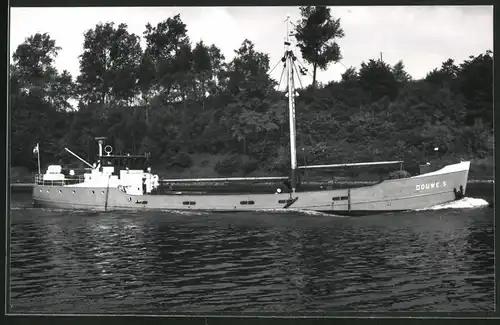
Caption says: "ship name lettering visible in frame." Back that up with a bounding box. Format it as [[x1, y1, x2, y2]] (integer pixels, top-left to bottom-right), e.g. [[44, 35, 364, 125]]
[[416, 181, 447, 191]]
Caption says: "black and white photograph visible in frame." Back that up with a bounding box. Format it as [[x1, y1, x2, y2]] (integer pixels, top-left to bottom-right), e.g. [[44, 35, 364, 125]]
[[9, 5, 494, 314]]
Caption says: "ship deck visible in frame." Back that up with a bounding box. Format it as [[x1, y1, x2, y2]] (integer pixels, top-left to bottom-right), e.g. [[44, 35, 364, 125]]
[[150, 182, 378, 195]]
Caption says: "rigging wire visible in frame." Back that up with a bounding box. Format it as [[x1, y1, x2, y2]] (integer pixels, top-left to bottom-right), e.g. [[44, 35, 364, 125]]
[[277, 63, 286, 92], [337, 60, 349, 70], [289, 20, 298, 29], [268, 59, 283, 76]]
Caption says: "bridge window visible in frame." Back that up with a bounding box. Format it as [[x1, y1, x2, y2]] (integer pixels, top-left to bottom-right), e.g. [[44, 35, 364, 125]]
[[240, 201, 255, 205], [182, 201, 196, 205], [278, 200, 288, 204], [332, 196, 348, 201]]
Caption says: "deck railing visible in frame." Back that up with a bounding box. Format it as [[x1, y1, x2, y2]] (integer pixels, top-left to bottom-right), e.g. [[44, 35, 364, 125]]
[[34, 174, 86, 186]]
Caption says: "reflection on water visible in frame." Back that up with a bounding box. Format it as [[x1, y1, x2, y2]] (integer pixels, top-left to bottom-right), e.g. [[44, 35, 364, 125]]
[[9, 193, 494, 313]]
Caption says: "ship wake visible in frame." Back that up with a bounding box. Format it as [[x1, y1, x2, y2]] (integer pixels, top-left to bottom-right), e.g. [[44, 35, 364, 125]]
[[415, 197, 490, 211], [260, 208, 347, 217]]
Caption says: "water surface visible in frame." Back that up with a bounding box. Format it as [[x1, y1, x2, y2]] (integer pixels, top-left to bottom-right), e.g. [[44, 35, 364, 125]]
[[9, 192, 493, 313]]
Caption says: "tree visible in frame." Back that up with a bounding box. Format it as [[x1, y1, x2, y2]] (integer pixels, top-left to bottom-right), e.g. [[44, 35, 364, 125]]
[[102, 105, 148, 154], [225, 39, 275, 99], [170, 42, 195, 144], [425, 58, 459, 89], [63, 102, 100, 156], [392, 60, 412, 83], [294, 6, 345, 90], [192, 41, 212, 100], [140, 14, 190, 101], [9, 16, 493, 181], [207, 44, 226, 94], [341, 66, 358, 83], [358, 59, 398, 101], [77, 22, 142, 107], [441, 58, 460, 78], [457, 50, 493, 126], [48, 70, 76, 111], [172, 43, 195, 101], [11, 33, 61, 100], [138, 15, 194, 148], [221, 39, 279, 155], [10, 33, 75, 168]]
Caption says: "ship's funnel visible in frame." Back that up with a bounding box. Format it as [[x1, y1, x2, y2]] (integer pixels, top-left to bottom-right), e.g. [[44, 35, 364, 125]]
[[95, 137, 107, 158]]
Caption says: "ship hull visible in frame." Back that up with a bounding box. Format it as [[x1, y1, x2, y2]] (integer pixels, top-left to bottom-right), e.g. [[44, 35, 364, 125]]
[[32, 162, 470, 214]]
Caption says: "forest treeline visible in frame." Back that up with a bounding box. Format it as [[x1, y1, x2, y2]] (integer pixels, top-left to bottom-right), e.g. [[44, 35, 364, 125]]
[[10, 7, 493, 178]]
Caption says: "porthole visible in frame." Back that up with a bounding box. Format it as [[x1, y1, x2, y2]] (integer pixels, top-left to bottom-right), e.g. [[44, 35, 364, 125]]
[[58, 190, 62, 194], [101, 191, 105, 195], [39, 189, 42, 193], [72, 190, 75, 195], [91, 190, 95, 195], [128, 197, 132, 202], [46, 190, 50, 193]]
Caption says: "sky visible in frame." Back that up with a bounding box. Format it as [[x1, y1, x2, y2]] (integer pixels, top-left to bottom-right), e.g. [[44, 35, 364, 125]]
[[9, 6, 493, 88]]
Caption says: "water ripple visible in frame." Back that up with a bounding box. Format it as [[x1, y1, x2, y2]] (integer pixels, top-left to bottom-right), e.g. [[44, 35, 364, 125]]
[[9, 193, 494, 313]]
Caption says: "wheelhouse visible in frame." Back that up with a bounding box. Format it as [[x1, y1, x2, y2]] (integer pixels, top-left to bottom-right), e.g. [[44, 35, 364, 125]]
[[99, 154, 150, 175]]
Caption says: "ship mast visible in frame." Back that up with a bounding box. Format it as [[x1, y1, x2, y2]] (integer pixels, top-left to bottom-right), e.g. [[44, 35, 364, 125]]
[[285, 15, 298, 194]]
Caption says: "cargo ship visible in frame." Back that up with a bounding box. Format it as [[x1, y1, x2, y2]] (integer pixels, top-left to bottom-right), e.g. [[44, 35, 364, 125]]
[[31, 18, 470, 215]]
